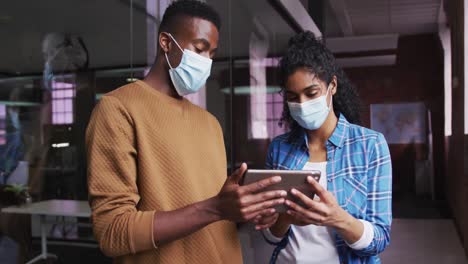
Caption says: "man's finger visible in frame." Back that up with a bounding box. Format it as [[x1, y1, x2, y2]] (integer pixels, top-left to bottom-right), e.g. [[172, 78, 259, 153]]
[[228, 163, 248, 184], [241, 198, 284, 215], [242, 190, 287, 206], [254, 213, 279, 230], [241, 176, 282, 194], [257, 212, 278, 223], [260, 210, 279, 218], [244, 208, 275, 221]]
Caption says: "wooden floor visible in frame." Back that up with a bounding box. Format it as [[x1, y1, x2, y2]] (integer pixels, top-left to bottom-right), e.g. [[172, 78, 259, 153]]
[[239, 218, 468, 264], [380, 219, 467, 264]]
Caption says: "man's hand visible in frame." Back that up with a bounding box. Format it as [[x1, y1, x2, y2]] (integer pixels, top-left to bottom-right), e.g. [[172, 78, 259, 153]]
[[252, 211, 279, 230], [214, 163, 287, 222], [149, 164, 286, 247]]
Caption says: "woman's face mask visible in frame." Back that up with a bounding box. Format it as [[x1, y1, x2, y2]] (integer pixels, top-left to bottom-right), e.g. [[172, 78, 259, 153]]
[[287, 85, 332, 130], [164, 33, 212, 96]]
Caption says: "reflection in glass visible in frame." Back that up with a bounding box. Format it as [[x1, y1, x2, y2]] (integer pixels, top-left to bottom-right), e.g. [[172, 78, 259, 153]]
[[51, 78, 76, 125]]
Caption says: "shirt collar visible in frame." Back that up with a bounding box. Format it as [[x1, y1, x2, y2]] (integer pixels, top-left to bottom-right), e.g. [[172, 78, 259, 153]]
[[297, 114, 350, 149]]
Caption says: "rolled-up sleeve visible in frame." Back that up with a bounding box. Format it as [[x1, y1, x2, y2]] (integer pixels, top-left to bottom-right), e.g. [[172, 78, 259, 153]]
[[351, 133, 392, 256]]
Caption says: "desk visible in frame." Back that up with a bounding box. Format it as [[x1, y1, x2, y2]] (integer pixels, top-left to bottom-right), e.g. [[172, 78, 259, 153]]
[[1, 200, 91, 264]]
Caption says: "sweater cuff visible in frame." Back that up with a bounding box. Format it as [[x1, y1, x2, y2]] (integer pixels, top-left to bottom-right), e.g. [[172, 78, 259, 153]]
[[130, 211, 157, 253], [346, 219, 374, 250], [151, 211, 158, 249]]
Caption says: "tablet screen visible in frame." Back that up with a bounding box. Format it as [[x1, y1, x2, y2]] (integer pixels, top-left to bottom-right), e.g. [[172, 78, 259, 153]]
[[241, 169, 320, 213]]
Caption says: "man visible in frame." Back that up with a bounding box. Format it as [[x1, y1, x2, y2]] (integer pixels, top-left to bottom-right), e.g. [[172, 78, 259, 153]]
[[86, 1, 285, 263]]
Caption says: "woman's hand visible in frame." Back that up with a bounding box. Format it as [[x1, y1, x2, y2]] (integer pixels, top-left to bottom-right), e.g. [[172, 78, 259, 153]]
[[285, 176, 349, 228], [285, 176, 364, 244]]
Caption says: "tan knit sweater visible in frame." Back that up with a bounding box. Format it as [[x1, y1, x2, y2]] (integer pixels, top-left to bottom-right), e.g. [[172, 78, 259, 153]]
[[86, 80, 242, 264]]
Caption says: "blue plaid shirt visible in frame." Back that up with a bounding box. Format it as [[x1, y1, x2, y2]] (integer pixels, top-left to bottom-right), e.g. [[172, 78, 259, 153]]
[[265, 115, 392, 264]]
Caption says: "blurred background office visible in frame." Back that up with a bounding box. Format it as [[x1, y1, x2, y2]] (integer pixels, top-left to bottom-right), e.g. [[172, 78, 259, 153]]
[[0, 0, 467, 263]]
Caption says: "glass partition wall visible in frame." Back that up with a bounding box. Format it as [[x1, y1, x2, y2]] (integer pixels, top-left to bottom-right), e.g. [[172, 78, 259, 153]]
[[0, 1, 306, 262]]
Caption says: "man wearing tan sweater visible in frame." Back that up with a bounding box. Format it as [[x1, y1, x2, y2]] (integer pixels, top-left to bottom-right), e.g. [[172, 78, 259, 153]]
[[86, 1, 286, 263]]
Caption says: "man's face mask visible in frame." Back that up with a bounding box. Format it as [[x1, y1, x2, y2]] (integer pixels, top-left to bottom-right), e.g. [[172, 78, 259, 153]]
[[164, 33, 212, 96], [287, 85, 333, 130]]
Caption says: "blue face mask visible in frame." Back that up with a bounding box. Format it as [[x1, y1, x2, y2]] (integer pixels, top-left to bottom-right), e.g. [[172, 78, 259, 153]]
[[287, 86, 332, 130], [165, 33, 212, 96]]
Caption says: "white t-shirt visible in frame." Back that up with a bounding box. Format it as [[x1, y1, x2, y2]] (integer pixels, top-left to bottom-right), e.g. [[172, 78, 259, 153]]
[[262, 162, 374, 264]]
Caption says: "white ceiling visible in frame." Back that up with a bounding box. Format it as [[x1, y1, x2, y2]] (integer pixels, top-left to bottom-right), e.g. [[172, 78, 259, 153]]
[[327, 0, 441, 37]]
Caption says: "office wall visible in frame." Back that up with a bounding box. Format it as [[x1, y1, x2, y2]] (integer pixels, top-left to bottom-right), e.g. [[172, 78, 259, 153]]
[[344, 34, 445, 199], [447, 0, 468, 256]]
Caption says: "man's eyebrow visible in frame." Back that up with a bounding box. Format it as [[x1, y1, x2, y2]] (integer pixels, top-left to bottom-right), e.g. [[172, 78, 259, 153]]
[[192, 38, 211, 49]]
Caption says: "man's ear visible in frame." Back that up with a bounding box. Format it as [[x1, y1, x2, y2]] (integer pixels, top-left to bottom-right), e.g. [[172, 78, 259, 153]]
[[159, 32, 172, 53]]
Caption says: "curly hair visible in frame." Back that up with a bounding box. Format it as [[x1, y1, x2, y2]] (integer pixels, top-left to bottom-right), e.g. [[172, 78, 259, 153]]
[[278, 31, 362, 131], [159, 0, 221, 34]]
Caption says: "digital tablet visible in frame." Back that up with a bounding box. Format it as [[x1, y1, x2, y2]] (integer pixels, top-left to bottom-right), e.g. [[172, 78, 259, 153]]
[[241, 169, 321, 213]]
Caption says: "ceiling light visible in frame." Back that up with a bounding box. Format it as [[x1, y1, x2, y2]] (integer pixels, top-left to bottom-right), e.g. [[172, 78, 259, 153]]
[[126, 78, 139, 82]]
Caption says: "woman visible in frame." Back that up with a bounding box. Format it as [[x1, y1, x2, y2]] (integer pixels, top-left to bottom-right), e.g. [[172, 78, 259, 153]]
[[254, 31, 392, 264]]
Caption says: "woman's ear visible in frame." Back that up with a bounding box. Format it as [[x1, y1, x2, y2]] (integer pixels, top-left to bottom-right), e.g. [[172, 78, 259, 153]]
[[330, 75, 338, 95]]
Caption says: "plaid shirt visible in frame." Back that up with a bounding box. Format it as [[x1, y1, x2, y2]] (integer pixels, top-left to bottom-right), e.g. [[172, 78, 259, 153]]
[[265, 115, 392, 264]]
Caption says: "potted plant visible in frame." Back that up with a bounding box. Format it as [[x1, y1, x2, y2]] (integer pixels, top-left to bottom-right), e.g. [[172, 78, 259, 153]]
[[0, 184, 32, 206]]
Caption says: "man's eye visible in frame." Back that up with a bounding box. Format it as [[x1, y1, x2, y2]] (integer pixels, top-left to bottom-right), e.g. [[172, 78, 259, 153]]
[[306, 93, 318, 97]]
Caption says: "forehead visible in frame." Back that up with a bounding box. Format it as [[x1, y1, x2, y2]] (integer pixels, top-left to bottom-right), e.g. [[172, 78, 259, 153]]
[[285, 68, 325, 91], [174, 16, 219, 46]]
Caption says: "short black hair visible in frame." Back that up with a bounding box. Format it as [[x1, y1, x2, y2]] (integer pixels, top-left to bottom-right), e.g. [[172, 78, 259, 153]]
[[279, 31, 362, 130], [159, 0, 221, 35]]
